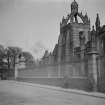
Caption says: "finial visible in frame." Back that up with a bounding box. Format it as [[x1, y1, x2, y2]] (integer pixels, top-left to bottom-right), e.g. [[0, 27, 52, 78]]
[[88, 18, 90, 23], [71, 0, 78, 7], [97, 13, 99, 17], [85, 13, 88, 19], [67, 14, 69, 17], [96, 13, 100, 20], [62, 16, 64, 22], [95, 13, 100, 30], [71, 0, 78, 15], [63, 16, 64, 19]]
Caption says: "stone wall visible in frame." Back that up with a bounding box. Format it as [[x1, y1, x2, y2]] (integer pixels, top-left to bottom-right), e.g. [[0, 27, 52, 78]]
[[17, 58, 105, 92], [17, 59, 92, 91], [18, 61, 86, 78]]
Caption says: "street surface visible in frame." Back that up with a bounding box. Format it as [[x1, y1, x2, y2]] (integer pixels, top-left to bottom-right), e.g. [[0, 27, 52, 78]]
[[0, 80, 105, 105]]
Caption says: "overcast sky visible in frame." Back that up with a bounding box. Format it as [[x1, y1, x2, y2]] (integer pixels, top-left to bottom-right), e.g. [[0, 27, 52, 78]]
[[0, 0, 105, 59]]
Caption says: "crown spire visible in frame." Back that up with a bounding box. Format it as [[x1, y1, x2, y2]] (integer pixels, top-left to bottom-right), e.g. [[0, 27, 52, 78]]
[[71, 0, 78, 14]]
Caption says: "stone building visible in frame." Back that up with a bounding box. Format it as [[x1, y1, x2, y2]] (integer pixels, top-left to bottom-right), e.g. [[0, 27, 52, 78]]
[[18, 0, 105, 92], [38, 0, 105, 91]]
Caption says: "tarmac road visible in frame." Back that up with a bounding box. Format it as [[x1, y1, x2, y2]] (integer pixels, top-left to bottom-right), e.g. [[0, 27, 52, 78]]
[[0, 80, 105, 105]]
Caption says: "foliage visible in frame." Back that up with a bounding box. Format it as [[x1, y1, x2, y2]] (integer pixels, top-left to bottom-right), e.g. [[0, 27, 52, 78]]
[[22, 51, 36, 69], [0, 45, 23, 79], [5, 47, 22, 69]]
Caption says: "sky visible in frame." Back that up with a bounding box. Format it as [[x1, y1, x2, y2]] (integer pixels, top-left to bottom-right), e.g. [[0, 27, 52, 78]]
[[0, 0, 105, 59]]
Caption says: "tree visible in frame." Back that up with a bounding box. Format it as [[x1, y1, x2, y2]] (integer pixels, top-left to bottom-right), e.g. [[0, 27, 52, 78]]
[[22, 51, 35, 69], [5, 47, 22, 70], [0, 45, 4, 75], [0, 45, 23, 79]]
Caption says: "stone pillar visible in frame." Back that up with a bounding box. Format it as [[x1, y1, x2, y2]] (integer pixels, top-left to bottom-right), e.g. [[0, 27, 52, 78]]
[[88, 51, 98, 91], [48, 53, 53, 65], [15, 64, 18, 79], [58, 45, 62, 62], [58, 64, 61, 78], [57, 43, 63, 78], [92, 53, 98, 91], [65, 30, 71, 62], [79, 31, 85, 59], [79, 31, 85, 75], [58, 33, 63, 63], [64, 30, 72, 78]]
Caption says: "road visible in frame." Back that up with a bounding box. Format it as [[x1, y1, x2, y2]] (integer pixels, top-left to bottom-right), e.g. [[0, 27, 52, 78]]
[[0, 80, 105, 105]]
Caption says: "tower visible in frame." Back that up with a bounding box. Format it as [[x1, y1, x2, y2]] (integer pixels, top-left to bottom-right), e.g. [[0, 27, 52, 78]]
[[86, 26, 99, 91], [58, 0, 90, 62], [57, 0, 91, 78]]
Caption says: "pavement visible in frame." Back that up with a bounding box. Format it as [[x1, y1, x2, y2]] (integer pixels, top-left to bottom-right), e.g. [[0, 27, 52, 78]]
[[0, 80, 105, 105]]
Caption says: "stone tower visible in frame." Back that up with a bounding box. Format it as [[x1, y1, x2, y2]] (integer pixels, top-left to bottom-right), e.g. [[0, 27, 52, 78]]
[[58, 0, 90, 63]]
